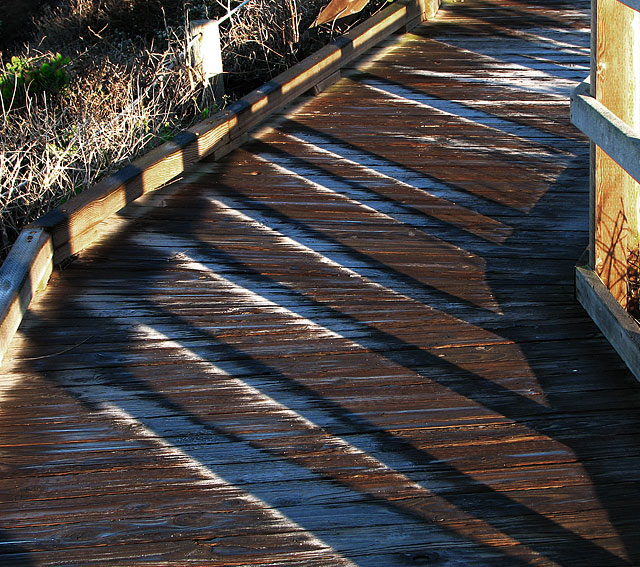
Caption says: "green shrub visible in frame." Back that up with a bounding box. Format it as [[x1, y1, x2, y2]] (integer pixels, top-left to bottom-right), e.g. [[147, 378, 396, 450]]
[[0, 53, 71, 105]]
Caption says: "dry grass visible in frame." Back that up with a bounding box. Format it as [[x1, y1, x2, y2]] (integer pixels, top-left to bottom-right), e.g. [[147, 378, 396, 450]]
[[0, 26, 209, 258], [0, 0, 388, 261]]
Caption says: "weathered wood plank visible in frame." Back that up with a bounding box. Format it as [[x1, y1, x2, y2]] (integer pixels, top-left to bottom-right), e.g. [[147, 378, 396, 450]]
[[576, 262, 640, 382], [593, 0, 640, 304], [5, 2, 638, 567], [571, 79, 640, 187], [0, 0, 436, 374], [26, 1, 423, 265], [0, 229, 53, 365]]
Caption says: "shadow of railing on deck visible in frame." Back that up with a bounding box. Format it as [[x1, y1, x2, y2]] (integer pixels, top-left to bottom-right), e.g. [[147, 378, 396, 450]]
[[0, 530, 35, 567], [20, 197, 636, 566], [7, 0, 640, 565], [20, 149, 639, 566]]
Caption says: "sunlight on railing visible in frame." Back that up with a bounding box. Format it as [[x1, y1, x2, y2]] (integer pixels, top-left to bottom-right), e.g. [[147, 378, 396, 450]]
[[3, 1, 633, 565]]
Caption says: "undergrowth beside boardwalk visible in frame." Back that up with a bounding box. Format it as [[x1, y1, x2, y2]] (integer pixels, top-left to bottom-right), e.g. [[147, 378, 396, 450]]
[[0, 0, 388, 262]]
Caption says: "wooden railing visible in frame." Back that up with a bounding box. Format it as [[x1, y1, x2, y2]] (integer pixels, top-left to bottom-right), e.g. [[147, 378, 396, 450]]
[[0, 0, 440, 365], [571, 0, 640, 379]]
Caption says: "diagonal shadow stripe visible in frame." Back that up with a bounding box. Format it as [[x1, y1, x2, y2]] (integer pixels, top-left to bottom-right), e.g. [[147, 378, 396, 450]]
[[135, 231, 553, 419], [191, 179, 503, 318], [349, 72, 582, 147], [260, 121, 590, 232], [251, 139, 510, 254], [23, 304, 545, 567], [252, 139, 590, 261], [276, 121, 578, 216], [431, 0, 590, 38], [62, 232, 634, 567]]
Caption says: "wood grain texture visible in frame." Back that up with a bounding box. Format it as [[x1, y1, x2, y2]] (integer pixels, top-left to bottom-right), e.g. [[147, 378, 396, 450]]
[[593, 0, 640, 304], [576, 263, 640, 383], [571, 79, 640, 187], [0, 0, 431, 377], [5, 2, 639, 567], [419, 0, 441, 19], [26, 0, 424, 265], [0, 229, 52, 365]]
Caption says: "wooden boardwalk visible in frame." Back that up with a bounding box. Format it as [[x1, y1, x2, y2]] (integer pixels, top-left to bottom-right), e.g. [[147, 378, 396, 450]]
[[3, 1, 640, 565]]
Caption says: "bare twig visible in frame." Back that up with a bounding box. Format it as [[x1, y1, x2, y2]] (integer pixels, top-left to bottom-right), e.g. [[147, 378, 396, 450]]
[[1, 0, 388, 262]]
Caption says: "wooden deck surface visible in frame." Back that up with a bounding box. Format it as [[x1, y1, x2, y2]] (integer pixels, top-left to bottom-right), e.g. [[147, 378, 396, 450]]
[[4, 1, 640, 565]]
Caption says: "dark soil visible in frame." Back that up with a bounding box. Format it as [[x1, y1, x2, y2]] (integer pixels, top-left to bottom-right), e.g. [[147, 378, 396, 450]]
[[0, 0, 52, 49], [0, 0, 194, 52]]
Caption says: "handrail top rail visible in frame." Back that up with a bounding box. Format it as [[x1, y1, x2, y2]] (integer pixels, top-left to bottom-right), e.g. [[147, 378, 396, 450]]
[[571, 76, 640, 189], [0, 0, 440, 366]]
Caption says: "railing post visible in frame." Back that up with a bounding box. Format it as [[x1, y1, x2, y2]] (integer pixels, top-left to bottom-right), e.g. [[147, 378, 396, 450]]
[[571, 0, 640, 381], [589, 0, 597, 270], [418, 0, 441, 21], [190, 19, 225, 104], [593, 0, 640, 308]]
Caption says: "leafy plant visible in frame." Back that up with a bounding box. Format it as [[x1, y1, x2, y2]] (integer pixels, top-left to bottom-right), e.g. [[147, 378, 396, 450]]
[[0, 0, 390, 262], [0, 53, 71, 105]]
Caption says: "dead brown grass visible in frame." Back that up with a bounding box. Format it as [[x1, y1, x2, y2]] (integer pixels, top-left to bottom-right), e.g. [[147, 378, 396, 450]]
[[0, 0, 388, 261]]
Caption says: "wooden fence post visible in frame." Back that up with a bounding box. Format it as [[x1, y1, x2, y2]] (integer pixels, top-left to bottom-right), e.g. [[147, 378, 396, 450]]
[[190, 19, 225, 104], [594, 0, 640, 308], [589, 0, 597, 269], [571, 0, 640, 379], [418, 0, 441, 20]]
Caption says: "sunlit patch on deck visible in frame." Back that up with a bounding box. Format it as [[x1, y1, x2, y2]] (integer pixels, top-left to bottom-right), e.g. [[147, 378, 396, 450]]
[[2, 1, 637, 565]]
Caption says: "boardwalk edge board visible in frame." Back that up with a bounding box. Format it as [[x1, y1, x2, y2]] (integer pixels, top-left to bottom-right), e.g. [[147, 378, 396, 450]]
[[576, 261, 640, 383], [0, 229, 53, 365], [0, 0, 440, 366]]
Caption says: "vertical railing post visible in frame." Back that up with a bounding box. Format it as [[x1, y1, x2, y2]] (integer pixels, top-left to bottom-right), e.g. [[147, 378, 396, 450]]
[[189, 0, 256, 105], [418, 0, 441, 21], [589, 0, 597, 270], [190, 19, 225, 104], [593, 0, 640, 309]]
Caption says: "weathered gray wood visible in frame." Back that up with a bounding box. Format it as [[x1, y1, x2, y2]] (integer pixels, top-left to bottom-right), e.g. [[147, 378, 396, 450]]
[[1, 0, 435, 369], [0, 229, 53, 365], [7, 3, 633, 567], [571, 77, 640, 185], [576, 262, 640, 382], [419, 0, 441, 19], [189, 19, 224, 103]]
